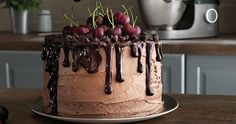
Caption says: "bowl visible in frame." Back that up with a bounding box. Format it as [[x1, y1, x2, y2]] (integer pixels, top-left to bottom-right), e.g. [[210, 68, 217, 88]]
[[138, 0, 188, 29]]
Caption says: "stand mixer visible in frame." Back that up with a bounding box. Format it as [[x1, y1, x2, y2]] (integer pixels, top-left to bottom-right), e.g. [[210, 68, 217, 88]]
[[138, 0, 220, 40]]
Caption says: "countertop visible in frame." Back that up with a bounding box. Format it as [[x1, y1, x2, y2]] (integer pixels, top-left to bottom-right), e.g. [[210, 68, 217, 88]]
[[0, 32, 44, 51], [162, 34, 236, 55], [2, 32, 236, 55], [1, 89, 236, 124]]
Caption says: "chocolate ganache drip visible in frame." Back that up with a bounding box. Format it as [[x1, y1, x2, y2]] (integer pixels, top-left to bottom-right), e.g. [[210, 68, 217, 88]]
[[131, 43, 139, 57], [130, 43, 143, 73], [104, 44, 113, 94], [137, 44, 144, 73], [41, 32, 163, 114], [79, 45, 102, 73], [42, 35, 63, 115], [63, 46, 70, 67], [153, 34, 163, 62], [146, 42, 155, 96], [130, 35, 144, 73], [71, 46, 79, 72], [115, 45, 124, 82]]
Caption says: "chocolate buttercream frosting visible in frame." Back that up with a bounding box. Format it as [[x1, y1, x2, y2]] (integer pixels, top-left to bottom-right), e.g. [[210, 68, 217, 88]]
[[42, 33, 163, 115]]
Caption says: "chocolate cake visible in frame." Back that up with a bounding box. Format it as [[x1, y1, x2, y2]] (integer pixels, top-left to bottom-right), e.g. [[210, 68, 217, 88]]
[[41, 2, 164, 118]]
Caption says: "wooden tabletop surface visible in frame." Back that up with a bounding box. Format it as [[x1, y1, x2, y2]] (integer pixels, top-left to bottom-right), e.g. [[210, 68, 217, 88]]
[[1, 89, 236, 124], [2, 32, 236, 55]]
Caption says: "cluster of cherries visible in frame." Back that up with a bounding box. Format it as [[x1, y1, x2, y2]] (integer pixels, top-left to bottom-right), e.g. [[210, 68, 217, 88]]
[[63, 2, 141, 38]]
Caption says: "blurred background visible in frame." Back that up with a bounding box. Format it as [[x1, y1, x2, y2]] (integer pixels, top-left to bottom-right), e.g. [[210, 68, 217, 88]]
[[0, 0, 235, 33]]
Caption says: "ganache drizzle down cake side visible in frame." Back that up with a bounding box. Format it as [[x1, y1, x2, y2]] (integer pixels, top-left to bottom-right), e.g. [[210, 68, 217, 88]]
[[41, 2, 164, 118]]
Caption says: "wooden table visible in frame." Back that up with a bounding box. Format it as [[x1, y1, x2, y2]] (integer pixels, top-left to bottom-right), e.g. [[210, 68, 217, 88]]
[[1, 89, 236, 124]]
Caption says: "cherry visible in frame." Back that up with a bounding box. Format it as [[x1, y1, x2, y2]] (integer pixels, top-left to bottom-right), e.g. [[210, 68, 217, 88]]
[[63, 26, 73, 35], [73, 25, 90, 35], [114, 12, 130, 25], [87, 16, 104, 27], [103, 15, 109, 26], [87, 17, 93, 26], [122, 24, 141, 35], [116, 24, 123, 29], [107, 27, 122, 36], [93, 27, 105, 38], [99, 25, 109, 32], [71, 26, 78, 34], [95, 16, 104, 26]]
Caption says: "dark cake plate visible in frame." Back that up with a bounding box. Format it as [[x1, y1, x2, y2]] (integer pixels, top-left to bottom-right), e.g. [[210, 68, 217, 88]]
[[31, 94, 178, 123]]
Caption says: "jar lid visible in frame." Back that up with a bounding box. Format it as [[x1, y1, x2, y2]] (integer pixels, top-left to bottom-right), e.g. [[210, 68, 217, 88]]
[[38, 10, 51, 15]]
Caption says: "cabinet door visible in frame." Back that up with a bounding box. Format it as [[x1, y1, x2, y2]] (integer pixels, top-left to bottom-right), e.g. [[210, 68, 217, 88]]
[[0, 51, 43, 89], [0, 61, 7, 88], [186, 55, 236, 95], [162, 54, 185, 94]]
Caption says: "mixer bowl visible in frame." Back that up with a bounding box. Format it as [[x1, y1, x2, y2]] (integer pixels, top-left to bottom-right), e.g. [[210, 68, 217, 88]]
[[138, 0, 188, 30]]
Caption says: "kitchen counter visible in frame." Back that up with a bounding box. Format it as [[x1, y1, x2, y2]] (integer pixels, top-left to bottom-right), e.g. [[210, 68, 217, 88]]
[[1, 89, 236, 124], [2, 32, 236, 55], [162, 34, 236, 55], [0, 32, 45, 51]]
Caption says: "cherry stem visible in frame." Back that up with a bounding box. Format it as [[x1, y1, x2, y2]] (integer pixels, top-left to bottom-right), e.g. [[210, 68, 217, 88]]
[[92, 6, 100, 29], [64, 14, 78, 26], [64, 5, 79, 27], [96, 2, 99, 15], [99, 1, 105, 15], [122, 5, 133, 17], [88, 8, 92, 17], [71, 6, 74, 27], [106, 8, 115, 29], [134, 16, 138, 27], [111, 9, 114, 28], [99, 12, 104, 17], [129, 8, 137, 27], [122, 5, 129, 16]]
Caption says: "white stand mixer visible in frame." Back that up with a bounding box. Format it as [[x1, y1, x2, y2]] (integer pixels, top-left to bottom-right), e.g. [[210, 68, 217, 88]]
[[138, 0, 220, 40]]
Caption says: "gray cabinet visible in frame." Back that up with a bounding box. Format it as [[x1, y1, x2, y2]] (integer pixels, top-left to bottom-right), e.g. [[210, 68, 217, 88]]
[[162, 54, 185, 94], [186, 55, 236, 95], [0, 51, 43, 89]]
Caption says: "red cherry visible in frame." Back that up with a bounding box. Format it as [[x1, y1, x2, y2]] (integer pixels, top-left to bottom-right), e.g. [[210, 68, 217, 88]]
[[103, 15, 112, 26], [87, 17, 93, 26], [114, 12, 130, 25], [77, 25, 90, 35], [107, 27, 122, 36], [94, 27, 105, 38], [116, 24, 123, 29], [114, 12, 123, 21], [63, 26, 73, 35], [71, 26, 78, 34], [99, 25, 109, 32], [122, 24, 141, 35], [87, 16, 104, 27], [95, 16, 104, 26]]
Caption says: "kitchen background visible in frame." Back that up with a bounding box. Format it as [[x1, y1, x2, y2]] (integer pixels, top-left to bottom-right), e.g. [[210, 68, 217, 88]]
[[1, 0, 236, 96], [0, 0, 236, 33]]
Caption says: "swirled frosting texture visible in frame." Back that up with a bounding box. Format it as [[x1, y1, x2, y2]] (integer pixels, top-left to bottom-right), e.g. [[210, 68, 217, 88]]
[[43, 45, 163, 118]]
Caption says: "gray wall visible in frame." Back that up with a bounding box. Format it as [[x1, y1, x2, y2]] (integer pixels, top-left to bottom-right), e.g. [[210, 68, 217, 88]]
[[0, 0, 236, 33]]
